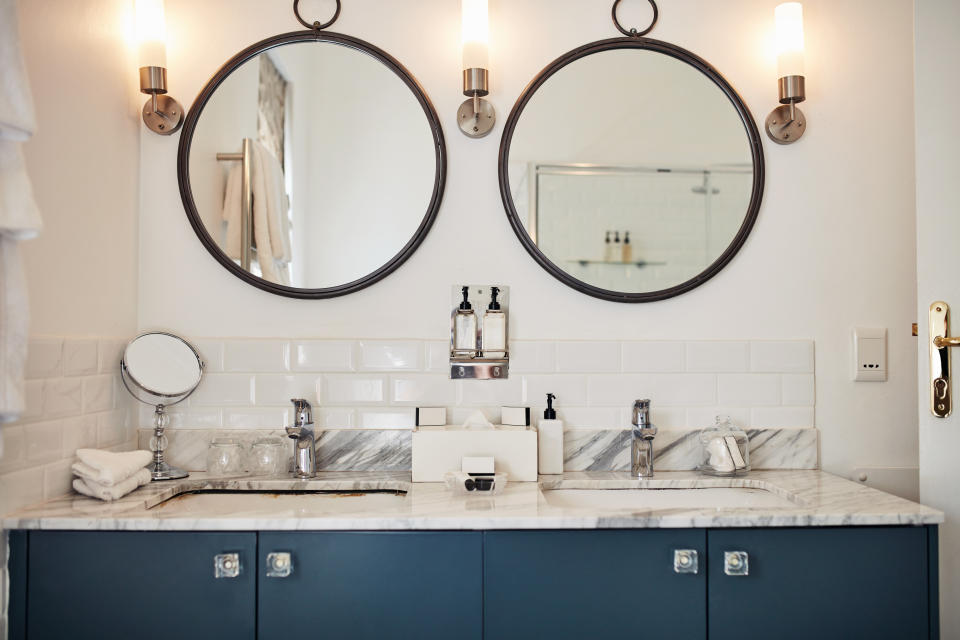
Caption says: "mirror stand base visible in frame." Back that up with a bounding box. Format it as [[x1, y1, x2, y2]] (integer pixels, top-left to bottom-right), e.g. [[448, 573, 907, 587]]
[[149, 460, 189, 481]]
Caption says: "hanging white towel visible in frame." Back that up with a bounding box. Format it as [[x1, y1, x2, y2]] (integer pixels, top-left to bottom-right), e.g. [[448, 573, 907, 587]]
[[73, 468, 152, 502], [249, 140, 291, 284], [221, 162, 243, 260], [0, 0, 42, 425], [72, 449, 153, 486]]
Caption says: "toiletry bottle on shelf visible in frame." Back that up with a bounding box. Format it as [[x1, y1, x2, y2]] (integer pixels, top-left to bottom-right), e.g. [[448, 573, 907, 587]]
[[482, 286, 506, 358], [538, 393, 564, 475], [622, 231, 633, 263], [453, 286, 477, 356], [612, 231, 621, 263], [603, 231, 612, 262]]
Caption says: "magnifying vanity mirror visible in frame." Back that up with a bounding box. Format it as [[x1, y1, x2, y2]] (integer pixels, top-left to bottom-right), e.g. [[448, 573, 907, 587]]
[[177, 5, 446, 298], [121, 332, 204, 480], [499, 0, 764, 302]]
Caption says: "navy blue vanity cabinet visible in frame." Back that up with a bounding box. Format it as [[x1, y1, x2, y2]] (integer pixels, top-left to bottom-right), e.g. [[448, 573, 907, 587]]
[[257, 532, 483, 640], [22, 531, 257, 640], [707, 527, 935, 640], [483, 530, 707, 639]]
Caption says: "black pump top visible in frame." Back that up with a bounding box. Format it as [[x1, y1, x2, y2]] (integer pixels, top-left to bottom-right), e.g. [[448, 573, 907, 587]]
[[459, 286, 472, 311], [624, 231, 631, 244], [488, 286, 501, 311], [544, 393, 557, 419]]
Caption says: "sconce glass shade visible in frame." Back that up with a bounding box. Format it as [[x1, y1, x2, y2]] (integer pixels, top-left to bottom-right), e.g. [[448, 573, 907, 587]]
[[461, 0, 489, 70], [774, 2, 804, 79], [135, 0, 168, 68]]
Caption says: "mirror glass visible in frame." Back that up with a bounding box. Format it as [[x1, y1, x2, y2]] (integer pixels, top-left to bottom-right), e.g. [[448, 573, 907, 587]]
[[184, 39, 440, 291], [123, 333, 203, 397], [503, 47, 761, 299]]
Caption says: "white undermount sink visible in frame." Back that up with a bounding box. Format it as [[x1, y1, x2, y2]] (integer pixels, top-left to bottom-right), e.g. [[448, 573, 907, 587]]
[[542, 487, 798, 511]]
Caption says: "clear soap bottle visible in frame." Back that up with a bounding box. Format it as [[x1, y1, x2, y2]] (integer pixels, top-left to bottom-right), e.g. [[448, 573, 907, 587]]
[[453, 286, 477, 356], [622, 231, 633, 263], [482, 286, 506, 357], [698, 415, 750, 476], [612, 231, 621, 262]]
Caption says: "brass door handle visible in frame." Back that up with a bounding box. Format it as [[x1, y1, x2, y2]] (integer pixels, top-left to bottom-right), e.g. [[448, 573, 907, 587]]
[[930, 302, 954, 417], [934, 336, 960, 348]]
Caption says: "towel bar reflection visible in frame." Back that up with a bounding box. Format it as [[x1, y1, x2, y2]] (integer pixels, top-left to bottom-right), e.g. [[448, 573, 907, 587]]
[[216, 137, 254, 270]]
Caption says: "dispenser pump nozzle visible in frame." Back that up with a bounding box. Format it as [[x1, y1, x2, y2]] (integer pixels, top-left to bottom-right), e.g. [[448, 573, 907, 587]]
[[544, 393, 557, 419], [459, 286, 472, 311], [488, 286, 501, 311]]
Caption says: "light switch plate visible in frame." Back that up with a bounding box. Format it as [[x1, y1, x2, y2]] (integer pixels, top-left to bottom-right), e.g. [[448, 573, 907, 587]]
[[853, 327, 887, 381]]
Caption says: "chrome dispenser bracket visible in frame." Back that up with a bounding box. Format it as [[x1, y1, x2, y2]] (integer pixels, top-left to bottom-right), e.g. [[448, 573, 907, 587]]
[[450, 285, 509, 380], [929, 301, 958, 417]]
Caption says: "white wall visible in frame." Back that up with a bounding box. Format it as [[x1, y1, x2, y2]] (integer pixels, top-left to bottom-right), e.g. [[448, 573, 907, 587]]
[[137, 0, 918, 481]]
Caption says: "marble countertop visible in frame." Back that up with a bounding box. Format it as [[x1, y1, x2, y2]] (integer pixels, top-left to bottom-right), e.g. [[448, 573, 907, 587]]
[[2, 470, 943, 531]]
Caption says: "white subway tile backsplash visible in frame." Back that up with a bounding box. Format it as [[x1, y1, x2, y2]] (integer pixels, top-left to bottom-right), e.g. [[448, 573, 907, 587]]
[[224, 340, 290, 372], [356, 408, 416, 428], [448, 406, 498, 426], [223, 407, 289, 429], [782, 374, 816, 406], [0, 426, 26, 473], [62, 415, 98, 454], [26, 338, 63, 379], [140, 405, 223, 429], [292, 341, 355, 372], [318, 407, 355, 428], [98, 339, 126, 374], [43, 458, 75, 499], [193, 339, 225, 372], [558, 342, 621, 373], [424, 341, 449, 372], [751, 406, 815, 428], [254, 374, 321, 405], [97, 409, 129, 448], [63, 340, 98, 376], [389, 374, 457, 405], [81, 375, 114, 413], [42, 378, 82, 417], [26, 420, 62, 463], [523, 375, 588, 407], [685, 407, 753, 429], [359, 341, 422, 371], [0, 467, 44, 515], [718, 374, 781, 406], [553, 407, 621, 429], [510, 341, 557, 373], [190, 374, 255, 406], [588, 374, 717, 407], [625, 406, 687, 429], [322, 375, 387, 405], [750, 341, 814, 373], [621, 342, 684, 373], [21, 380, 43, 421], [685, 341, 749, 372], [458, 378, 524, 407]]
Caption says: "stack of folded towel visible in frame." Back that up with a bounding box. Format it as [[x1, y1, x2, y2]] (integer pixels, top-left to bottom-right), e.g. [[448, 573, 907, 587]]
[[72, 449, 153, 501]]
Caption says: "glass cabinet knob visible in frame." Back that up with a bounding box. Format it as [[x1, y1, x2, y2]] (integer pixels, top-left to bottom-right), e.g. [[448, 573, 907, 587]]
[[214, 553, 241, 579], [266, 551, 293, 578], [673, 549, 699, 574], [724, 550, 749, 576]]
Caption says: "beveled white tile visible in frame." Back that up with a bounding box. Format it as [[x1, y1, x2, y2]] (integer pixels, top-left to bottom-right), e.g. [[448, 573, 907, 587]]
[[522, 375, 587, 406], [193, 339, 225, 373], [223, 340, 290, 372], [0, 425, 26, 473], [322, 375, 387, 405], [318, 407, 355, 428], [510, 341, 557, 373], [782, 374, 815, 406], [63, 340, 98, 376], [254, 374, 321, 405], [557, 342, 621, 373], [587, 374, 716, 406], [424, 341, 449, 373], [448, 406, 497, 426], [42, 378, 82, 417], [223, 407, 290, 429], [750, 341, 814, 373], [618, 406, 687, 429], [356, 409, 416, 429], [292, 341, 355, 372], [621, 342, 685, 373], [685, 407, 753, 429], [97, 409, 129, 447], [718, 374, 781, 406], [82, 375, 114, 413], [359, 341, 422, 371], [43, 458, 75, 499], [140, 405, 222, 429], [389, 374, 457, 405], [553, 407, 620, 429], [26, 420, 62, 463], [0, 467, 45, 515], [26, 338, 63, 379], [98, 339, 126, 374], [751, 406, 815, 428], [62, 415, 99, 454], [458, 377, 524, 407], [21, 380, 43, 421], [685, 341, 749, 372], [189, 374, 255, 406]]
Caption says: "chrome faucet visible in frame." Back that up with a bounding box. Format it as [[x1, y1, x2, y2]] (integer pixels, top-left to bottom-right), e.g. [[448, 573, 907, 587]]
[[631, 399, 657, 477], [286, 398, 316, 478]]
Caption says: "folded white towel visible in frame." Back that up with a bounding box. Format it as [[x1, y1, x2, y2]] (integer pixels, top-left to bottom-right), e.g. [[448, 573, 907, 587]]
[[0, 0, 37, 142], [73, 449, 152, 486], [73, 468, 152, 502]]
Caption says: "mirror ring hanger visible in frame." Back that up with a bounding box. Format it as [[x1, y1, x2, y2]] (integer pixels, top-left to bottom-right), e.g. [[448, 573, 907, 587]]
[[612, 0, 658, 37], [293, 0, 341, 30]]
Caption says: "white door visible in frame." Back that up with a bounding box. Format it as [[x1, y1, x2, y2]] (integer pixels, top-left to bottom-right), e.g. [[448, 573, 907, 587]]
[[915, 0, 960, 634]]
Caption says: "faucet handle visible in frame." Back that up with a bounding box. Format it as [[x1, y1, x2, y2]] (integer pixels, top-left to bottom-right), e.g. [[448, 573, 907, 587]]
[[290, 398, 313, 426]]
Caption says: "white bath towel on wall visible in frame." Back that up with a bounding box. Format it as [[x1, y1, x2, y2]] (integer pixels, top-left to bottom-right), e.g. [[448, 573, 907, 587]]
[[0, 0, 42, 425]]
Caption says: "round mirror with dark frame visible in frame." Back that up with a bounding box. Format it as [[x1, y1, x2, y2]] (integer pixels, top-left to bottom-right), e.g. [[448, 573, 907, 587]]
[[177, 4, 446, 299], [498, 1, 764, 303]]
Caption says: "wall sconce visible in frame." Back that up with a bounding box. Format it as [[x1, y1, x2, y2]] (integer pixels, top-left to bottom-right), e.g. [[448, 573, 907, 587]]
[[765, 2, 806, 144], [135, 0, 182, 135], [458, 0, 496, 138]]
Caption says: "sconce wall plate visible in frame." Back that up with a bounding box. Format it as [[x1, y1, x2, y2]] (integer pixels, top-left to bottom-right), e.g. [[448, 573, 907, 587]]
[[142, 94, 183, 135], [458, 97, 496, 138], [765, 104, 805, 145]]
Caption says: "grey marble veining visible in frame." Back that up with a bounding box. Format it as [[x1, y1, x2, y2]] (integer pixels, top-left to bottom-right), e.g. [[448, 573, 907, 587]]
[[2, 470, 942, 531]]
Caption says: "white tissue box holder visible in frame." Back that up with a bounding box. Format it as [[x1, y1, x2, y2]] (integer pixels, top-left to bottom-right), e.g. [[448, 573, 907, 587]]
[[411, 426, 538, 482]]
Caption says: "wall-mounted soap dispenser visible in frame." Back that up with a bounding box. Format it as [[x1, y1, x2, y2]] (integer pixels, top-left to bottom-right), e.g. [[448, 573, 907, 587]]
[[450, 284, 509, 379]]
